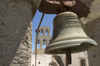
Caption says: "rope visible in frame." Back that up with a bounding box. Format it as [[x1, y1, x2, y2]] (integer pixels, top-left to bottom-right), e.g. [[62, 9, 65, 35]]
[[35, 13, 45, 66]]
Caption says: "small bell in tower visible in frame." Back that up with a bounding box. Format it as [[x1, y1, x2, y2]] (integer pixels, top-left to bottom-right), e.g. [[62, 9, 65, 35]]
[[41, 29, 43, 33], [43, 39, 46, 45], [37, 39, 40, 44], [46, 29, 48, 33]]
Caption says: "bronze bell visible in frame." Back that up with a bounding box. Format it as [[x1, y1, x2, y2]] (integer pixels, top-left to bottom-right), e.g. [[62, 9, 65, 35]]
[[45, 12, 97, 54]]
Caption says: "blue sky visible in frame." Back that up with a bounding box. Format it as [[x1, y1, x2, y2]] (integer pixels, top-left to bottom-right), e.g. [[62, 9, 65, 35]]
[[32, 10, 56, 52]]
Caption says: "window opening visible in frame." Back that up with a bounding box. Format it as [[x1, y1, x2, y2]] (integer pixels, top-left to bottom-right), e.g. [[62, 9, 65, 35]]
[[38, 62, 40, 64], [45, 29, 48, 36], [42, 39, 46, 49], [49, 62, 57, 66], [41, 29, 43, 36], [49, 63, 53, 66], [37, 39, 40, 49], [80, 59, 86, 66]]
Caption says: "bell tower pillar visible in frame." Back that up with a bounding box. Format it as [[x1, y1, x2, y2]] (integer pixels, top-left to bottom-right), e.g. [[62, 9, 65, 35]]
[[34, 26, 51, 54]]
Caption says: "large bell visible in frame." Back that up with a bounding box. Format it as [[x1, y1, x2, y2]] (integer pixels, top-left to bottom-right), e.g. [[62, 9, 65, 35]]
[[45, 12, 97, 54]]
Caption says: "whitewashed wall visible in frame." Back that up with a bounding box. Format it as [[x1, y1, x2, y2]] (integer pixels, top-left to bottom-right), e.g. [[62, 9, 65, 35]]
[[69, 52, 89, 66], [31, 54, 53, 66], [31, 51, 89, 66]]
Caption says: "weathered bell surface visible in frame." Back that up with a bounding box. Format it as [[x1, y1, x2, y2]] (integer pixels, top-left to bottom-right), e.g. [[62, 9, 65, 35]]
[[45, 12, 97, 54]]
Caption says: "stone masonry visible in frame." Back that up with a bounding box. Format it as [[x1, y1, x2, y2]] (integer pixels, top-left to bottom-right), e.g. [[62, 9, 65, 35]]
[[0, 0, 42, 66], [80, 0, 100, 66], [83, 18, 100, 66]]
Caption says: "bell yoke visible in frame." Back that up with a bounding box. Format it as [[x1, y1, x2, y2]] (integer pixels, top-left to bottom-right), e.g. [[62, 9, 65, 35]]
[[37, 0, 98, 66], [43, 0, 97, 54]]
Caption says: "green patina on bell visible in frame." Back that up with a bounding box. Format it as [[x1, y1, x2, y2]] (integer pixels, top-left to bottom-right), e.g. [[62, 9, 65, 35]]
[[45, 12, 97, 54]]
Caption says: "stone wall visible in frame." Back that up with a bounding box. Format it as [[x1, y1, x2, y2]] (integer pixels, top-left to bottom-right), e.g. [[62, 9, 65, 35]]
[[83, 18, 100, 66], [80, 0, 100, 66], [31, 54, 53, 66], [0, 0, 42, 66], [80, 0, 100, 24]]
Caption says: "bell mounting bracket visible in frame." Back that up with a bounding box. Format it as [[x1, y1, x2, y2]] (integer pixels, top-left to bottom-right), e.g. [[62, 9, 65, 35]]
[[39, 0, 89, 18]]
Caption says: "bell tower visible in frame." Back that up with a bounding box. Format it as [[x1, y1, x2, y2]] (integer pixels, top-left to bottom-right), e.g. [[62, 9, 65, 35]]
[[34, 26, 51, 54]]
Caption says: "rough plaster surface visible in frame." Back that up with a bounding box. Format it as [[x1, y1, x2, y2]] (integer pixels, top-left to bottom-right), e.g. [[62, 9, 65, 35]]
[[83, 18, 100, 66], [0, 0, 33, 66], [80, 0, 100, 24], [75, 0, 100, 66], [80, 1, 100, 65], [0, 0, 42, 66], [31, 54, 53, 66], [31, 52, 89, 66]]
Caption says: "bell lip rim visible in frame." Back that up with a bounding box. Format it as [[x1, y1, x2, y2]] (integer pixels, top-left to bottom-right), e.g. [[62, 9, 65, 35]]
[[45, 38, 97, 54], [51, 37, 90, 44]]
